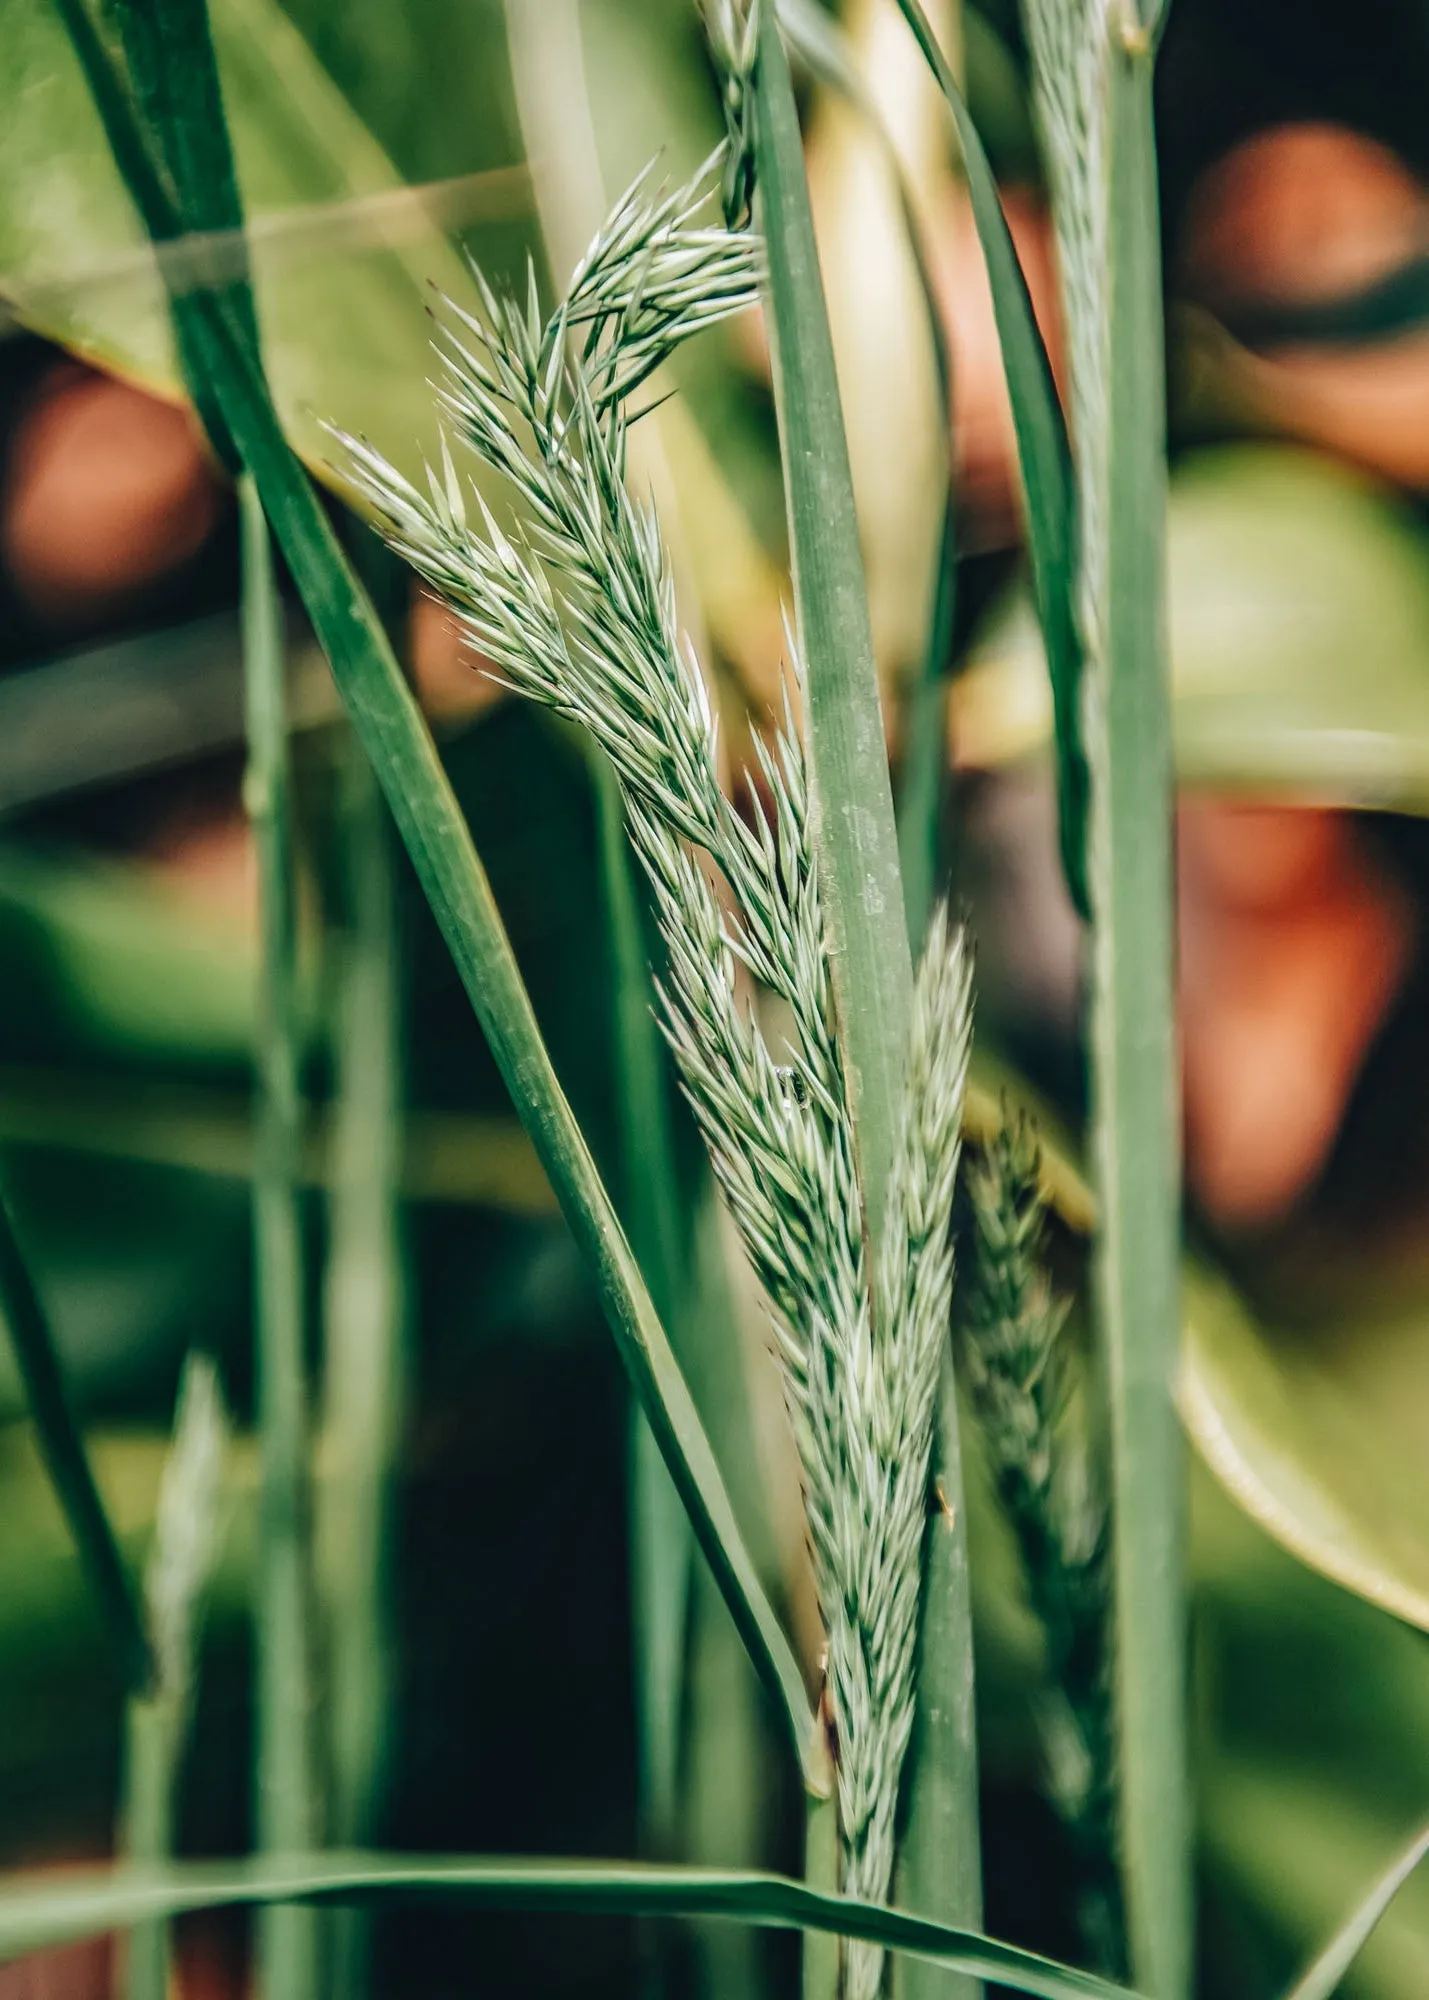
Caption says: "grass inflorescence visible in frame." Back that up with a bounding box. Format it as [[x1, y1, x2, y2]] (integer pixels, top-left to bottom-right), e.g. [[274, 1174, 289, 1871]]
[[957, 1122, 1122, 1975], [337, 152, 978, 1997]]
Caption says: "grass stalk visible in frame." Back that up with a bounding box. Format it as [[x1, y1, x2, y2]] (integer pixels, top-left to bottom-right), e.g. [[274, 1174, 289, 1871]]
[[1012, 0, 1185, 1976], [121, 1697, 177, 2000], [1088, 39, 1187, 1999], [319, 729, 408, 1997], [896, 1345, 982, 2000], [0, 1176, 152, 1693], [750, 0, 915, 1243], [62, 0, 819, 1795], [684, 1563, 770, 2000], [897, 496, 957, 957], [121, 1353, 230, 2000], [803, 1788, 842, 2000], [596, 753, 694, 1890], [241, 475, 319, 2000]]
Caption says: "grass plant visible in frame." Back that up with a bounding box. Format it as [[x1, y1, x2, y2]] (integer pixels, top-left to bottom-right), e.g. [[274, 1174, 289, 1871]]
[[337, 151, 977, 1997], [19, 5, 1411, 2000]]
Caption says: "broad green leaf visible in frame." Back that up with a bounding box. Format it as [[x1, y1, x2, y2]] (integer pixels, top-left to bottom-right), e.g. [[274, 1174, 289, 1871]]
[[0, 1852, 1136, 2000], [0, 0, 516, 485], [957, 447, 1429, 810], [1181, 1265, 1429, 1636]]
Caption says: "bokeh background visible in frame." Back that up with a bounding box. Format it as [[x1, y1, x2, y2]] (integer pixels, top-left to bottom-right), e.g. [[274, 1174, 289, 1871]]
[[5, 0, 1429, 1993]]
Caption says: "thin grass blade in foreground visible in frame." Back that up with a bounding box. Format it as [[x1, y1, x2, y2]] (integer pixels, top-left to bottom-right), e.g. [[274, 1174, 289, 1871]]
[[62, 0, 817, 1787], [0, 1176, 152, 1692], [1281, 1819, 1429, 2000], [0, 1855, 1138, 2000], [1017, 0, 1187, 1987], [241, 476, 320, 2000]]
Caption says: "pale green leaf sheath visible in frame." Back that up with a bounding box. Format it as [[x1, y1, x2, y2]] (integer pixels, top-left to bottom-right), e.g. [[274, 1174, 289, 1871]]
[[336, 156, 975, 1999]]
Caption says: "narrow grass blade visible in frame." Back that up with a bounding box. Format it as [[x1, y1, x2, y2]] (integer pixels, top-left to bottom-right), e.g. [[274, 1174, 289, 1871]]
[[241, 475, 320, 2000], [0, 1176, 152, 1692], [63, 0, 819, 1797], [751, 0, 914, 1246], [0, 1855, 1138, 2000], [1087, 51, 1188, 2000], [109, 0, 256, 462], [887, 0, 1088, 918], [897, 498, 957, 953], [1282, 1820, 1429, 2000]]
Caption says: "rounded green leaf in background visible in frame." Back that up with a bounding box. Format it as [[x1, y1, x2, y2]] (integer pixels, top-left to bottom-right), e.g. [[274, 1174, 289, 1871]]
[[957, 444, 1429, 811], [0, 0, 525, 486]]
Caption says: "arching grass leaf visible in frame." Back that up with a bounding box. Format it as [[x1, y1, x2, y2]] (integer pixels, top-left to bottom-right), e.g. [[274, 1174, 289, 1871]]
[[0, 1852, 1136, 2000]]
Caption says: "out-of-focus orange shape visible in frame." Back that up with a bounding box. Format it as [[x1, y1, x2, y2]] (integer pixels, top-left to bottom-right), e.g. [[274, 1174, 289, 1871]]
[[1180, 123, 1429, 488], [3, 362, 224, 633], [1178, 799, 1415, 1233]]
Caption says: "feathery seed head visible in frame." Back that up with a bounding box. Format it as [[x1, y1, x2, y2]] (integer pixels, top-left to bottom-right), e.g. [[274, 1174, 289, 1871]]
[[332, 147, 979, 1968]]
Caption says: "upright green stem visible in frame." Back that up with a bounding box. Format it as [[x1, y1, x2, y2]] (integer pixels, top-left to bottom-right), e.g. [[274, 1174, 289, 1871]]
[[121, 1696, 178, 2000], [121, 1352, 229, 2000], [597, 763, 693, 1851], [242, 477, 318, 2000], [0, 1177, 152, 1692], [896, 1350, 982, 2000], [896, 496, 957, 954], [320, 734, 407, 1998], [803, 1787, 842, 2000], [1086, 36, 1187, 2000], [752, 1, 914, 1245]]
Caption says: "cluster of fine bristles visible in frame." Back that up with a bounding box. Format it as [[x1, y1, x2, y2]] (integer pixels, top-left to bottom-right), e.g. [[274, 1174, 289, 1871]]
[[333, 151, 974, 1991], [957, 1122, 1123, 1974]]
